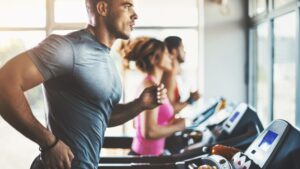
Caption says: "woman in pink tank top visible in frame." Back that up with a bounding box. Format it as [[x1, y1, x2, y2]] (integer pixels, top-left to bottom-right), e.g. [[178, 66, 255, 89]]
[[124, 38, 186, 156]]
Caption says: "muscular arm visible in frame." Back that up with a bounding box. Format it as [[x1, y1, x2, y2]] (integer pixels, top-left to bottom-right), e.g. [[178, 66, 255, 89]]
[[108, 99, 144, 127], [172, 101, 189, 114], [0, 52, 74, 168], [111, 79, 184, 139], [109, 70, 170, 128], [108, 84, 166, 127], [0, 52, 55, 146]]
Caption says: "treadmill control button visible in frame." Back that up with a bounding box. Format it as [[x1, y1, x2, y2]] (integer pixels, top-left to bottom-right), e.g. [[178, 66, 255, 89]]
[[251, 150, 256, 154], [219, 159, 226, 164]]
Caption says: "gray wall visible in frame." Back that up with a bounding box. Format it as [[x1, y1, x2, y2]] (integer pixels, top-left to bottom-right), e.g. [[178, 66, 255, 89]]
[[203, 0, 248, 103]]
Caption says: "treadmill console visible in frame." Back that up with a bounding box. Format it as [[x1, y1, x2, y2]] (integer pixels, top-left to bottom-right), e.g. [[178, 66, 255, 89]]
[[222, 103, 249, 134], [166, 99, 226, 154], [244, 120, 288, 168], [233, 119, 300, 169], [188, 98, 225, 129], [193, 120, 300, 169], [184, 103, 263, 154], [215, 103, 263, 145]]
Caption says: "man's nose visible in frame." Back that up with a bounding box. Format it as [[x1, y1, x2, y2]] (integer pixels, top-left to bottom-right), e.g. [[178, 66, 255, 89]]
[[132, 9, 138, 20]]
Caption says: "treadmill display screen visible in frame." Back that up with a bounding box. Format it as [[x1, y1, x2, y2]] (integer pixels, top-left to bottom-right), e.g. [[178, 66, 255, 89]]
[[258, 130, 278, 152], [229, 112, 240, 122]]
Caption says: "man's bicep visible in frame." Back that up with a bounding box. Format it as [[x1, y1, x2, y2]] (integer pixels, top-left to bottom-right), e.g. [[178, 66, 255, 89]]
[[0, 52, 45, 91]]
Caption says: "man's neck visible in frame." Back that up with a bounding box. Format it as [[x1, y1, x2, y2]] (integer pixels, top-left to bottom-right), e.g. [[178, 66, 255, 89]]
[[86, 24, 116, 48]]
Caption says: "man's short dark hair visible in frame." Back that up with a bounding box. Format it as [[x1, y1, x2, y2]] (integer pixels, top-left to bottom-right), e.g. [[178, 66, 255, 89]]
[[164, 36, 182, 53]]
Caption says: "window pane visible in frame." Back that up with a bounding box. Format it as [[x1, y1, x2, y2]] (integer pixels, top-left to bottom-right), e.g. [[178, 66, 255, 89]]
[[54, 0, 88, 23], [273, 12, 296, 125], [255, 23, 271, 126], [135, 0, 198, 27], [249, 0, 267, 17], [255, 0, 267, 14], [0, 0, 45, 27], [0, 31, 46, 168], [0, 31, 45, 66], [274, 0, 295, 9]]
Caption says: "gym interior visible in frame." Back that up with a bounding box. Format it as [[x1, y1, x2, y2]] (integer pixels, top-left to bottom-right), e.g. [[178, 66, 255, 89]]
[[0, 0, 299, 169]]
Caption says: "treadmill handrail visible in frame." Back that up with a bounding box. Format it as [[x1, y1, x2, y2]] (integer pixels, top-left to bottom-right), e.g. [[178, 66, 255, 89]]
[[103, 136, 133, 149]]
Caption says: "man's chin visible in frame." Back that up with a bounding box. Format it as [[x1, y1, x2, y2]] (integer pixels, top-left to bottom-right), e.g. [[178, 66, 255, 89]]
[[178, 58, 185, 63], [115, 30, 131, 40]]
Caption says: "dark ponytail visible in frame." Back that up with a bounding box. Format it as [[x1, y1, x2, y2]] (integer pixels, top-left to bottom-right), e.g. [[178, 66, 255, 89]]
[[125, 38, 166, 73]]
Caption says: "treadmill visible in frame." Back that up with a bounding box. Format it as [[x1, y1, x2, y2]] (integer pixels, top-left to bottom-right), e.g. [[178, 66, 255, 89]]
[[165, 98, 227, 153], [168, 103, 263, 154], [99, 103, 264, 168], [100, 119, 300, 169], [184, 119, 300, 169]]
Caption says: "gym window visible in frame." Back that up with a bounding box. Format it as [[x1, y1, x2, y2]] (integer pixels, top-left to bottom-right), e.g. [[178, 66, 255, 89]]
[[248, 0, 299, 128]]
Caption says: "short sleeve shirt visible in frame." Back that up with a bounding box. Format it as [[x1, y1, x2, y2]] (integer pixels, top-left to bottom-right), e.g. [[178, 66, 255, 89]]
[[28, 30, 122, 169]]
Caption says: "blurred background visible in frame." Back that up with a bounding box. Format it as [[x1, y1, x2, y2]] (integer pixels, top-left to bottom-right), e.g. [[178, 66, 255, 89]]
[[0, 0, 299, 168]]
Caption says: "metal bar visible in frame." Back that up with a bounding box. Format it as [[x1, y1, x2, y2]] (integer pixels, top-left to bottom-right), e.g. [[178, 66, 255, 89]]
[[295, 7, 300, 128], [269, 19, 274, 122], [197, 0, 205, 94]]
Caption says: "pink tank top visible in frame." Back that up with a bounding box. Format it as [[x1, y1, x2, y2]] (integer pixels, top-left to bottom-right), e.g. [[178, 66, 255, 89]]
[[131, 75, 174, 155]]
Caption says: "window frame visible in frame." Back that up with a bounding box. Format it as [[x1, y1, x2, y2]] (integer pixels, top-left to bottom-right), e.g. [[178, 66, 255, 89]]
[[248, 0, 300, 127]]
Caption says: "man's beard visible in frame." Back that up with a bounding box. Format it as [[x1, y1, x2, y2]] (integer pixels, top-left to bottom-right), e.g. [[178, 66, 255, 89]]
[[115, 31, 130, 40], [177, 56, 185, 63], [106, 19, 130, 40]]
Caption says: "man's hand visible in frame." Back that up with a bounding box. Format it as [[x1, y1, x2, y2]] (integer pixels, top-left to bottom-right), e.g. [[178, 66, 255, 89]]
[[41, 140, 74, 169], [190, 91, 201, 101], [137, 84, 167, 110], [108, 84, 167, 127], [187, 91, 201, 104]]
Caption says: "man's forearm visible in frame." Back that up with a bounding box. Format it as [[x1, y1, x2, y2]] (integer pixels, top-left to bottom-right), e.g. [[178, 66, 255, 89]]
[[0, 83, 55, 147], [108, 98, 144, 127], [173, 101, 189, 114]]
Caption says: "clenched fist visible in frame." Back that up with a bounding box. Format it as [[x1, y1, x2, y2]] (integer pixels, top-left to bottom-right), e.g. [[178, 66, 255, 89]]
[[137, 84, 167, 110]]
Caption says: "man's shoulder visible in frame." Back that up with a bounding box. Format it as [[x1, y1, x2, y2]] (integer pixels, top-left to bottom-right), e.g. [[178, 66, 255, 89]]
[[63, 30, 98, 48], [64, 29, 85, 38], [45, 30, 85, 44], [42, 33, 73, 47]]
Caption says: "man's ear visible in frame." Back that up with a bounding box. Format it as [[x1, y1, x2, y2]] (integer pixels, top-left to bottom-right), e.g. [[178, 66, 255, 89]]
[[171, 48, 177, 56], [96, 1, 108, 16]]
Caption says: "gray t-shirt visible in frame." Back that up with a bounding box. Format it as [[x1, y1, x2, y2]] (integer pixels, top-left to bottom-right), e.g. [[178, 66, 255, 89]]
[[28, 30, 122, 169]]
